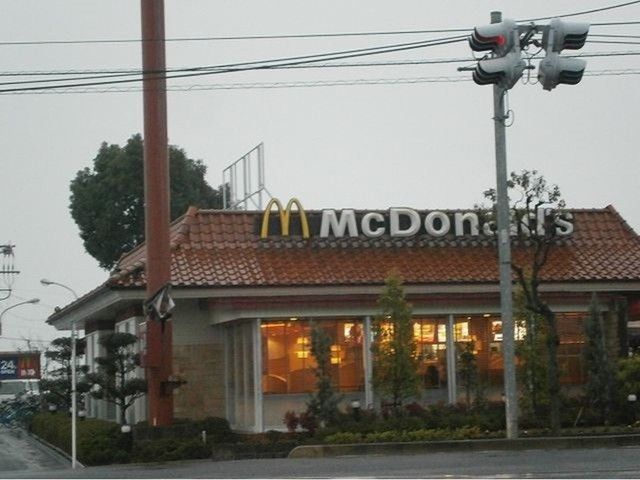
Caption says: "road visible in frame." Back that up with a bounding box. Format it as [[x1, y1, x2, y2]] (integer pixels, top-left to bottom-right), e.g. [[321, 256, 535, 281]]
[[0, 426, 69, 476], [2, 443, 640, 479]]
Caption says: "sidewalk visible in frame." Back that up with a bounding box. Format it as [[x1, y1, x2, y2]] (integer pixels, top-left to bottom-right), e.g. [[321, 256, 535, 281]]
[[289, 432, 640, 458], [0, 426, 70, 476]]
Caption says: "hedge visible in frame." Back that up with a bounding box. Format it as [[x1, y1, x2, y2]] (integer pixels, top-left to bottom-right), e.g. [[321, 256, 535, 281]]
[[29, 413, 128, 466]]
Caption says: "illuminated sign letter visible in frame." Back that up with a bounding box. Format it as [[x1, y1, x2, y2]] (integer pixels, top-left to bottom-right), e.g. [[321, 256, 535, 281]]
[[424, 211, 451, 237], [454, 212, 480, 236], [260, 198, 310, 239], [536, 207, 550, 236], [483, 220, 497, 236], [389, 208, 420, 237], [361, 212, 385, 238], [555, 212, 574, 236], [320, 209, 358, 238]]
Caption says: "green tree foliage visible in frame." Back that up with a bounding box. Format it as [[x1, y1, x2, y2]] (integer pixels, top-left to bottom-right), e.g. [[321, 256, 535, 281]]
[[515, 286, 549, 423], [69, 134, 223, 269], [87, 332, 147, 425], [306, 322, 340, 427], [617, 356, 640, 400], [371, 273, 419, 408], [583, 293, 616, 423], [40, 336, 90, 411], [480, 170, 568, 433]]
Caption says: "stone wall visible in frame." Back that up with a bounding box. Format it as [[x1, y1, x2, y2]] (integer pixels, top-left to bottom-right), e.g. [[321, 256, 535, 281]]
[[172, 343, 225, 420]]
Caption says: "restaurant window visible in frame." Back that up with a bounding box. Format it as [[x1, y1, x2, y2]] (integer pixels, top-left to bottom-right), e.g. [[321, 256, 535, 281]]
[[556, 312, 587, 384], [261, 318, 364, 394], [413, 317, 448, 389], [453, 315, 504, 386]]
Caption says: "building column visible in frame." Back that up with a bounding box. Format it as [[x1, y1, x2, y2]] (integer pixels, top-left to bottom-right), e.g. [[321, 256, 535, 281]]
[[446, 314, 457, 404], [363, 316, 374, 409], [253, 318, 263, 432]]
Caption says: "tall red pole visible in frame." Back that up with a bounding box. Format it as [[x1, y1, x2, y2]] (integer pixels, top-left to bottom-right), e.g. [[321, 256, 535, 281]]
[[141, 0, 173, 426]]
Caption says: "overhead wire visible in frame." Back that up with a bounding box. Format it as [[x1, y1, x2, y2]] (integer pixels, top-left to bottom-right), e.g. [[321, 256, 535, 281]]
[[521, 0, 640, 22], [1, 68, 637, 96], [0, 3, 637, 93], [0, 1, 638, 47], [0, 34, 468, 87], [1, 48, 638, 80], [0, 27, 473, 46], [0, 35, 469, 93]]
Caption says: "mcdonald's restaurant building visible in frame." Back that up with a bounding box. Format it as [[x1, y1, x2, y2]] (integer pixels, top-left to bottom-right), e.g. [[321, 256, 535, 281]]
[[48, 201, 640, 432]]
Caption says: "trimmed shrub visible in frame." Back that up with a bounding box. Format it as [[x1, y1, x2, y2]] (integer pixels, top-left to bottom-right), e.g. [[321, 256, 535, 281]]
[[324, 426, 488, 444], [29, 413, 128, 466], [131, 438, 210, 463], [133, 416, 233, 443]]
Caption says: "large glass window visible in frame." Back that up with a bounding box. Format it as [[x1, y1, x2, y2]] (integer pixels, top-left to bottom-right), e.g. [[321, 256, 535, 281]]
[[226, 321, 256, 431], [556, 312, 586, 384], [452, 312, 587, 388], [413, 317, 448, 389], [261, 318, 364, 394]]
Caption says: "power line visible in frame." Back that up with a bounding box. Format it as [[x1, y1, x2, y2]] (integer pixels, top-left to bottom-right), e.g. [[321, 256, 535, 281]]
[[0, 27, 473, 46], [591, 21, 640, 25], [0, 335, 51, 344], [1, 48, 638, 79], [590, 33, 640, 38], [592, 21, 640, 26], [522, 0, 640, 22], [0, 35, 468, 93], [1, 68, 637, 96], [588, 39, 640, 44], [0, 0, 637, 48], [0, 34, 467, 86]]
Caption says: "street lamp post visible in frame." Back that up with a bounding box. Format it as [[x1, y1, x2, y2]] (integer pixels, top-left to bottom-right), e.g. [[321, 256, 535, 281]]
[[0, 298, 40, 336], [41, 278, 79, 470]]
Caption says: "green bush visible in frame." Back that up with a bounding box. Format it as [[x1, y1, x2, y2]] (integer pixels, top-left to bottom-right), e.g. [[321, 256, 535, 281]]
[[324, 425, 488, 444], [131, 438, 210, 463], [29, 413, 128, 466], [134, 416, 234, 443]]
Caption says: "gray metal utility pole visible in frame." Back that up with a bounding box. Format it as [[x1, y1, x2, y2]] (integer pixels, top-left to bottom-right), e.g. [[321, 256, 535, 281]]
[[491, 10, 518, 440]]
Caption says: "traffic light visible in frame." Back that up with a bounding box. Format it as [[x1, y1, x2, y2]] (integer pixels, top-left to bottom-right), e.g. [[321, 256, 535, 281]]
[[538, 18, 589, 91], [469, 19, 516, 53], [469, 19, 526, 89]]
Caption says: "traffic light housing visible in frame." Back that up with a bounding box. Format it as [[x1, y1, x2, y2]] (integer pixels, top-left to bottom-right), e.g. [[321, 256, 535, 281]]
[[538, 18, 589, 90], [469, 19, 517, 54], [469, 19, 526, 89], [474, 51, 526, 89]]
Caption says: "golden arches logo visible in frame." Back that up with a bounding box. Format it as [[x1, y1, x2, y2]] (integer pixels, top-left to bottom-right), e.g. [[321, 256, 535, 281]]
[[260, 198, 310, 239]]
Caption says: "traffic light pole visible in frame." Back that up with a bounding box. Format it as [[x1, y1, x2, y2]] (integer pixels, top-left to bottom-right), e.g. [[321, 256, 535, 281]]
[[491, 10, 518, 441]]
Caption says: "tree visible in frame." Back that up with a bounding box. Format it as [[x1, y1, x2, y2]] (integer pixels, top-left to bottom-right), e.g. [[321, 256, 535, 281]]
[[305, 322, 340, 428], [40, 336, 90, 411], [480, 169, 570, 433], [583, 293, 616, 424], [515, 287, 549, 424], [371, 273, 420, 408], [69, 134, 223, 270], [87, 332, 147, 425]]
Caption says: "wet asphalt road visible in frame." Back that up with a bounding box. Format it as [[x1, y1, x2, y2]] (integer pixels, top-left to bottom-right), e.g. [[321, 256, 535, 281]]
[[0, 426, 69, 476], [3, 443, 640, 478]]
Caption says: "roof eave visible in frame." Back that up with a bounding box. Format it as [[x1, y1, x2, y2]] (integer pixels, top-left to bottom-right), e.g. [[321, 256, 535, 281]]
[[47, 286, 145, 331]]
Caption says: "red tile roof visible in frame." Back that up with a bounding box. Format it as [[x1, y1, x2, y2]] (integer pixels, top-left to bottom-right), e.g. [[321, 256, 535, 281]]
[[108, 205, 640, 289]]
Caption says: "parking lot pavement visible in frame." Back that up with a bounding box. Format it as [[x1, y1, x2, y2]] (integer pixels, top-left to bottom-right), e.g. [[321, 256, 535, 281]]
[[0, 426, 70, 477]]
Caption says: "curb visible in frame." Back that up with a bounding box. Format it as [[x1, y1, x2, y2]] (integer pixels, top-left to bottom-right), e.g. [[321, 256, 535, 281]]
[[26, 429, 85, 468], [288, 433, 640, 458]]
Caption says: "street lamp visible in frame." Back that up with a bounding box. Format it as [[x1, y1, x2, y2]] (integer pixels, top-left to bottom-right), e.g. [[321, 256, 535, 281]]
[[0, 298, 40, 336], [41, 278, 79, 470]]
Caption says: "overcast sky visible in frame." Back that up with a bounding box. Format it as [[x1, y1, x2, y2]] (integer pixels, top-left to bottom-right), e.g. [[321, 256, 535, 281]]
[[0, 0, 638, 351]]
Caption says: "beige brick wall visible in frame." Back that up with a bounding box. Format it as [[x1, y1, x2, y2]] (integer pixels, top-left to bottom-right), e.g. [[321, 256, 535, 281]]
[[172, 344, 226, 420]]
